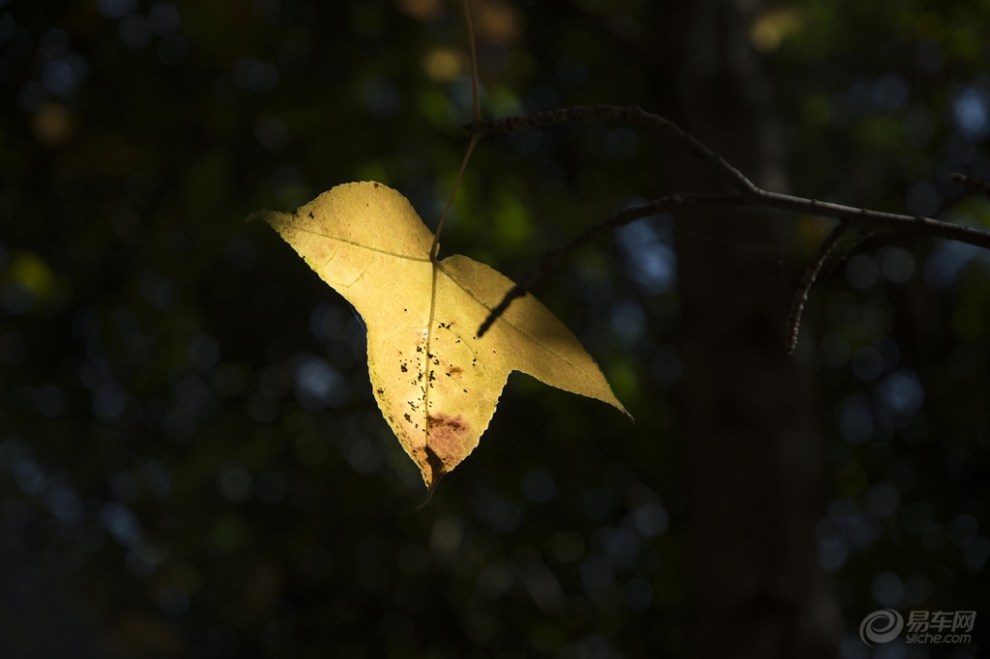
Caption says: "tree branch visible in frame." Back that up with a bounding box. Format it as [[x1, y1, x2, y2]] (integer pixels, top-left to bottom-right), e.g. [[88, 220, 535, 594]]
[[467, 105, 990, 348]]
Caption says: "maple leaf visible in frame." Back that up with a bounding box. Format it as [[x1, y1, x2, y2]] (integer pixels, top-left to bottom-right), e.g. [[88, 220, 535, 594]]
[[254, 181, 626, 494]]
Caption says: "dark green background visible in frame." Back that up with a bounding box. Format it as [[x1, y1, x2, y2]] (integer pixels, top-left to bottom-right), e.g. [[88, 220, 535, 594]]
[[1, 0, 988, 657]]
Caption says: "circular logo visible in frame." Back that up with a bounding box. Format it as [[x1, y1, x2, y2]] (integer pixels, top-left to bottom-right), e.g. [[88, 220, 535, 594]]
[[859, 609, 904, 646]]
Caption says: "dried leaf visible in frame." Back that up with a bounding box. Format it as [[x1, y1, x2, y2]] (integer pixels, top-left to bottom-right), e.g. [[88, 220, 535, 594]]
[[254, 182, 626, 493]]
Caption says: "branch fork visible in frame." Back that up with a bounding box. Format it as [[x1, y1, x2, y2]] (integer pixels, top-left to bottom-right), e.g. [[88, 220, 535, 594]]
[[464, 105, 990, 352]]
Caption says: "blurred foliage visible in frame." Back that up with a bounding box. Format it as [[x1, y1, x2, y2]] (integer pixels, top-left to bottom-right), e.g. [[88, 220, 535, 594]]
[[0, 0, 988, 657]]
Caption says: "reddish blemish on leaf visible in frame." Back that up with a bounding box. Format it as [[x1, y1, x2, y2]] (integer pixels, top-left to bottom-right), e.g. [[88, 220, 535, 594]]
[[427, 413, 469, 469]]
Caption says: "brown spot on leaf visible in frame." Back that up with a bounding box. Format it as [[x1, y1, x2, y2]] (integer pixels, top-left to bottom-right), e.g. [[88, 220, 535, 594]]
[[426, 413, 469, 469]]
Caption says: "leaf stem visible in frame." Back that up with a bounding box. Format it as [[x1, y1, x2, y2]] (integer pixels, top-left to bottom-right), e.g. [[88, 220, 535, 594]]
[[431, 132, 482, 262], [462, 0, 481, 122]]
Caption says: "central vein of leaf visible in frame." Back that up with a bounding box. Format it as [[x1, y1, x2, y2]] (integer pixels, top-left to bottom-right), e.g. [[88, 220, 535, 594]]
[[422, 260, 440, 441]]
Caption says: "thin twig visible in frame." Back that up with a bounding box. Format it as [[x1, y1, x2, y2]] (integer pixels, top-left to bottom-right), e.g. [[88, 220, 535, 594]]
[[462, 0, 481, 121], [467, 105, 759, 195], [431, 132, 482, 261], [477, 193, 740, 337], [952, 172, 990, 198], [786, 227, 887, 353], [784, 222, 854, 355], [428, 0, 484, 265]]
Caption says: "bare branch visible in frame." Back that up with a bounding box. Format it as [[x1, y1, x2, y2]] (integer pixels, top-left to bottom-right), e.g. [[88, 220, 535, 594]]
[[467, 105, 990, 344], [477, 193, 739, 337], [743, 190, 990, 249]]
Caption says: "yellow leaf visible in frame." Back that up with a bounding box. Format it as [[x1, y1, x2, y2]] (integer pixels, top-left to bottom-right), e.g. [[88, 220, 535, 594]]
[[254, 181, 626, 493]]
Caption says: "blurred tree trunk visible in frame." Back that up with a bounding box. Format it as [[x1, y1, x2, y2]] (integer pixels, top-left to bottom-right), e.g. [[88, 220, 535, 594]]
[[663, 1, 842, 657]]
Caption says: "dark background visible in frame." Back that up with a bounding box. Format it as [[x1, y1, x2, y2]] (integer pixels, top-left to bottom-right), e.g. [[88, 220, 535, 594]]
[[1, 0, 989, 657]]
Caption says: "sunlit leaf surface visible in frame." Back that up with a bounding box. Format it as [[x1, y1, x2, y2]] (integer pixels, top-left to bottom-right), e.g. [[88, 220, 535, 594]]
[[255, 182, 626, 491]]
